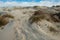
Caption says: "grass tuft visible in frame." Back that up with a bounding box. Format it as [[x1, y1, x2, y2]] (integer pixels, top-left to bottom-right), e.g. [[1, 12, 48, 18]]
[[2, 14, 14, 18], [0, 13, 14, 28], [48, 27, 58, 32]]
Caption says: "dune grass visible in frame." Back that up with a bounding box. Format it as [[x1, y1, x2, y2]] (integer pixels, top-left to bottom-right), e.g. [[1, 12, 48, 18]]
[[48, 27, 58, 32], [0, 16, 9, 27], [29, 14, 45, 24], [2, 14, 14, 18], [0, 13, 14, 27]]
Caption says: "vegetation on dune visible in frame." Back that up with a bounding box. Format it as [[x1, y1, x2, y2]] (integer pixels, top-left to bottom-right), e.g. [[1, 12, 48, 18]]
[[2, 14, 14, 18], [29, 9, 60, 34], [51, 12, 60, 22], [29, 11, 45, 24], [52, 5, 60, 7], [29, 9, 60, 24], [33, 6, 39, 8], [48, 27, 58, 32], [0, 12, 14, 28], [0, 16, 9, 27]]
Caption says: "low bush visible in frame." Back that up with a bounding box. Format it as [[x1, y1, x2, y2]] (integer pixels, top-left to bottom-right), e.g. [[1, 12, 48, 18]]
[[48, 27, 58, 32], [0, 13, 14, 27], [0, 16, 9, 27]]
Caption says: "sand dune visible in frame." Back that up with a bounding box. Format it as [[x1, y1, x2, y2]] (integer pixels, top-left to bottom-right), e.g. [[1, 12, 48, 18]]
[[0, 6, 60, 40]]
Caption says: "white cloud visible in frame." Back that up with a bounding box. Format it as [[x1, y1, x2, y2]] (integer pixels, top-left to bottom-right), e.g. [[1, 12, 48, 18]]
[[0, 1, 60, 7]]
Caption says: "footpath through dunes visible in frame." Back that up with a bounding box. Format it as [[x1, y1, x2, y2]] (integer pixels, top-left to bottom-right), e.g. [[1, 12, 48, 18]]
[[11, 8, 58, 40], [0, 6, 60, 40]]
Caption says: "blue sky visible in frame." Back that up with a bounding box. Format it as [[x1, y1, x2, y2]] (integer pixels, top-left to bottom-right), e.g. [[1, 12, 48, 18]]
[[0, 0, 60, 7], [0, 0, 41, 2], [0, 0, 60, 2]]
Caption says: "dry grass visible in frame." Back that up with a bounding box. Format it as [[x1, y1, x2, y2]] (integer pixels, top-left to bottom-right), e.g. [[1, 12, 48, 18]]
[[0, 14, 14, 27], [29, 15, 45, 24], [31, 10, 60, 23], [0, 16, 9, 27], [48, 27, 58, 32], [29, 10, 47, 24], [2, 14, 14, 18]]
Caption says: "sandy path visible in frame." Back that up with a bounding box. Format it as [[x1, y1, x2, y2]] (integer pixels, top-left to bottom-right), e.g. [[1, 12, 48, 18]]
[[12, 10, 55, 40], [0, 20, 16, 40]]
